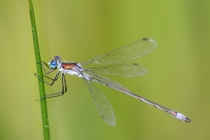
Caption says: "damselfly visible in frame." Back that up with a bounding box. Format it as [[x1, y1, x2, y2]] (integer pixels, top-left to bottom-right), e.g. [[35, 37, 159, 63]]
[[35, 38, 191, 126]]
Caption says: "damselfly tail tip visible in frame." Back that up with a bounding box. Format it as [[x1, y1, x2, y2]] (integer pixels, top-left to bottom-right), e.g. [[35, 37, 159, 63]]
[[185, 117, 191, 123], [176, 113, 191, 123]]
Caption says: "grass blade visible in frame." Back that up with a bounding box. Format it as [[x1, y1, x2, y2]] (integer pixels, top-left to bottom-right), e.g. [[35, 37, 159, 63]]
[[28, 0, 50, 139]]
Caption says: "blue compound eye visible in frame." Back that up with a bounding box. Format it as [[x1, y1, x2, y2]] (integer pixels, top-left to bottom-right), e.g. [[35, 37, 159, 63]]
[[49, 60, 57, 69]]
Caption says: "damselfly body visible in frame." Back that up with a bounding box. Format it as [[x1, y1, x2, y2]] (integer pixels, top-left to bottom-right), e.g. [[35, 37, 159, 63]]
[[35, 38, 191, 126]]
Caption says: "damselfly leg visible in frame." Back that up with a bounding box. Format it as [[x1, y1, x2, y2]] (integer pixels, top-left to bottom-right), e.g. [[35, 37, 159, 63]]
[[35, 61, 67, 99]]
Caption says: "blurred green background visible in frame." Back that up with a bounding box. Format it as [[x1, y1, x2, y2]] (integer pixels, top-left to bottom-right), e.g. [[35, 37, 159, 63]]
[[0, 0, 210, 140]]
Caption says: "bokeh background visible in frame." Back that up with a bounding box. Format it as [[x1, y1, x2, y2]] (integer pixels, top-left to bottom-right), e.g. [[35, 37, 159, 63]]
[[0, 0, 210, 140]]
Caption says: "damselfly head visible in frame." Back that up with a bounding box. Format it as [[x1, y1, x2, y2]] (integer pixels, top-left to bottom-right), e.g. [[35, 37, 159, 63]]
[[48, 56, 61, 69]]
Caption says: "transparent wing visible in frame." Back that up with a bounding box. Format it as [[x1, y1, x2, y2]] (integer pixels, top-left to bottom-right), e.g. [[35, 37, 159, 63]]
[[84, 69, 129, 91], [85, 63, 148, 77], [84, 79, 116, 126], [81, 38, 157, 66]]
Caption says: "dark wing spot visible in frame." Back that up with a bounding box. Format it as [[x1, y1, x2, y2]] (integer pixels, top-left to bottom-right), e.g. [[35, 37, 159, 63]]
[[101, 115, 105, 120], [142, 38, 148, 40], [132, 63, 139, 66]]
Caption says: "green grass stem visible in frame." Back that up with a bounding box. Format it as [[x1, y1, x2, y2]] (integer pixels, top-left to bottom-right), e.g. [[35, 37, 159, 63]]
[[29, 0, 50, 139]]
